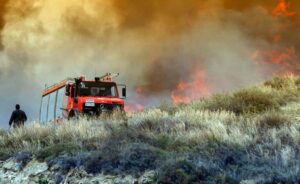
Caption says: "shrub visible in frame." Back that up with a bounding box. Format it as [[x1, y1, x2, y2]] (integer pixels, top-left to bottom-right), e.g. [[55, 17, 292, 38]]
[[232, 88, 280, 114], [263, 76, 300, 105], [84, 144, 165, 176], [47, 155, 80, 174], [201, 94, 233, 112], [0, 150, 11, 161], [158, 100, 174, 113], [118, 144, 165, 175], [294, 76, 300, 87], [191, 141, 247, 170], [157, 160, 208, 184], [259, 112, 289, 129], [38, 177, 49, 184], [45, 151, 91, 175], [153, 135, 171, 150], [83, 149, 119, 175], [264, 76, 294, 90], [202, 88, 280, 115], [36, 143, 80, 161]]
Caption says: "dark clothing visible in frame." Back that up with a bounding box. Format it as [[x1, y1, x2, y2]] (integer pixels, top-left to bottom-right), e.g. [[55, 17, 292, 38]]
[[9, 109, 27, 128]]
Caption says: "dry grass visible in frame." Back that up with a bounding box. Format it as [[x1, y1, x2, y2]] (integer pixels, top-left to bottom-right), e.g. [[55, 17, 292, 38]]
[[1, 76, 300, 182]]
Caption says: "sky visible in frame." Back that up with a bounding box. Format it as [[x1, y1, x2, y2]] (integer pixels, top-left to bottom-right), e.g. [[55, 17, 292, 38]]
[[0, 0, 299, 128]]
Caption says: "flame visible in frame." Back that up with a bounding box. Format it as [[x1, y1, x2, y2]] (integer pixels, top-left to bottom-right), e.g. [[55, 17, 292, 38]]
[[125, 101, 144, 112], [124, 100, 145, 112], [272, 0, 296, 17], [249, 0, 298, 75], [171, 68, 209, 105], [124, 86, 146, 112], [252, 47, 300, 75], [127, 69, 210, 108], [267, 47, 296, 65]]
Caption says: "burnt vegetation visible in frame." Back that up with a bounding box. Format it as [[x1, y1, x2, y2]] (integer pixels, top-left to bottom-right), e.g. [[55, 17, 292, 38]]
[[1, 76, 300, 183]]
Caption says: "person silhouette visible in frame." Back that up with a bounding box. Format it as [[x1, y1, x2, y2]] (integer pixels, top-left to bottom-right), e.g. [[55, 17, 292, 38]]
[[9, 104, 27, 128]]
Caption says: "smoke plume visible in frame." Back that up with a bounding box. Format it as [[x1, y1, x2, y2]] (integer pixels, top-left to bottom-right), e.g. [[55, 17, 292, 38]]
[[0, 0, 299, 127]]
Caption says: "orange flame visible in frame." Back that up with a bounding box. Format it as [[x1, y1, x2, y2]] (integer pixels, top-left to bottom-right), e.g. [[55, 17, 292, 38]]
[[272, 0, 296, 17], [125, 103, 144, 112], [252, 47, 300, 75], [268, 47, 296, 65], [171, 68, 209, 105], [124, 86, 146, 112]]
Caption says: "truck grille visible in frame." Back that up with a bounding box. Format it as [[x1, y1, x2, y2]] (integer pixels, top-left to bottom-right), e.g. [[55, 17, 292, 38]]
[[83, 103, 120, 115]]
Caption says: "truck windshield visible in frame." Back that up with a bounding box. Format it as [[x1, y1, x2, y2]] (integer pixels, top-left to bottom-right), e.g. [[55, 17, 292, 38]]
[[78, 82, 118, 97]]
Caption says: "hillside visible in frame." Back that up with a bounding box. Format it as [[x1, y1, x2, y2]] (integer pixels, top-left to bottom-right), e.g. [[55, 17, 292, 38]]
[[0, 75, 300, 184]]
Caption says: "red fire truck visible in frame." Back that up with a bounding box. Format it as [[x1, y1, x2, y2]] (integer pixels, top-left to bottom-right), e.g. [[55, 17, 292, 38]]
[[39, 73, 126, 123]]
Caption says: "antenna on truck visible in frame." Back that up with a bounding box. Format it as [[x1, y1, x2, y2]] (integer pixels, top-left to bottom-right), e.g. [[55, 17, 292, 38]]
[[99, 73, 120, 82]]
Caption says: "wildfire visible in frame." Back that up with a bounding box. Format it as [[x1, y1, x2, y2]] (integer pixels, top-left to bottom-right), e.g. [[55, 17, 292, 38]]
[[124, 86, 146, 112], [267, 47, 296, 65], [124, 102, 144, 112], [250, 0, 299, 76], [272, 0, 296, 17], [252, 47, 300, 75], [171, 69, 209, 105]]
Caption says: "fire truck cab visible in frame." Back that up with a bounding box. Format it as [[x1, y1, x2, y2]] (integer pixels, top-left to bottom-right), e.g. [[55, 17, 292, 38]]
[[39, 73, 126, 123]]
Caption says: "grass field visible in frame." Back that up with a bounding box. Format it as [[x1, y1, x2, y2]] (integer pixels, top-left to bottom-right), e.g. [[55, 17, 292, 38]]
[[1, 75, 300, 183]]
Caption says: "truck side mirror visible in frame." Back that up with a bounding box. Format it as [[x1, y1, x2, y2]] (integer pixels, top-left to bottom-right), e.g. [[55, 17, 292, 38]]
[[118, 84, 126, 99], [122, 87, 126, 98], [65, 85, 70, 96]]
